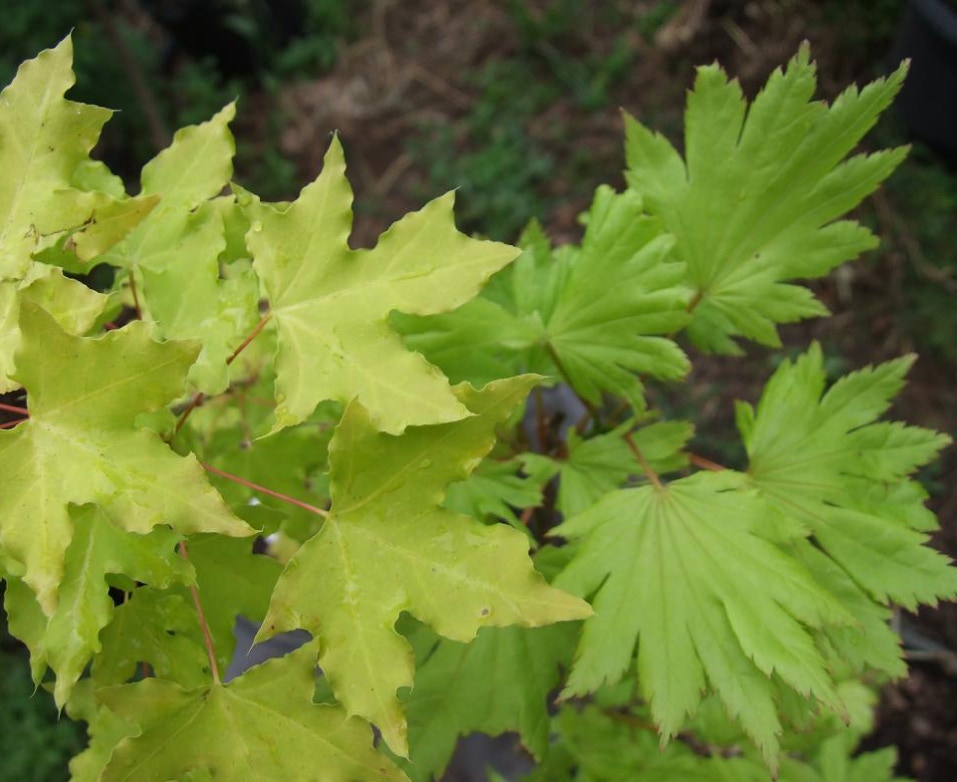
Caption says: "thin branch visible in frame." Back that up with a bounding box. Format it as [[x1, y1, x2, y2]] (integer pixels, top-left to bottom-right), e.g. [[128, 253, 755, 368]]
[[687, 452, 726, 472], [225, 313, 272, 366], [624, 431, 663, 489], [178, 541, 221, 685], [201, 462, 329, 517], [0, 402, 28, 415], [172, 391, 206, 437]]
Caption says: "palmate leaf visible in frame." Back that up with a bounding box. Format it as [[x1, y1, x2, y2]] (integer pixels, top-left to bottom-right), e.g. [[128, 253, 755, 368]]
[[257, 377, 591, 755], [553, 471, 853, 767], [0, 37, 111, 279], [3, 505, 192, 705], [444, 457, 543, 527], [398, 188, 690, 409], [0, 264, 109, 392], [739, 344, 957, 610], [542, 186, 690, 407], [94, 588, 213, 691], [0, 303, 251, 615], [398, 622, 578, 782], [625, 45, 908, 353], [240, 137, 520, 435], [95, 646, 407, 782], [100, 103, 259, 394]]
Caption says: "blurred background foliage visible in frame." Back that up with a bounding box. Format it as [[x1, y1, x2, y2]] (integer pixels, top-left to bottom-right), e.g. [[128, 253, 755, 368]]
[[2, 1, 956, 780]]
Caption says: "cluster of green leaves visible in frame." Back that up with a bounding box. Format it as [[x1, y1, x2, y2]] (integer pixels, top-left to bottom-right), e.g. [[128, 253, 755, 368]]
[[0, 36, 953, 782]]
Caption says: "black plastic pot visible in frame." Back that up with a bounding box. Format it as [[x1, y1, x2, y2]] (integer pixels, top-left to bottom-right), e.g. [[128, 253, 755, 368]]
[[894, 0, 957, 165]]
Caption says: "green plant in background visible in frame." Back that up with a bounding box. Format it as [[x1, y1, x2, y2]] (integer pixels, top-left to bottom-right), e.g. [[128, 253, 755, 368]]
[[0, 625, 84, 782], [1, 36, 954, 782]]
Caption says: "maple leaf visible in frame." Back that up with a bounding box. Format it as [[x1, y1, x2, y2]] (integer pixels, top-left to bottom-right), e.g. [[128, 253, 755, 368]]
[[96, 646, 408, 782], [94, 588, 213, 691], [444, 457, 543, 527], [397, 188, 690, 409], [240, 137, 521, 435], [0, 37, 112, 279], [739, 344, 957, 610], [0, 264, 109, 391], [3, 504, 192, 706], [0, 302, 251, 614], [398, 622, 577, 782], [99, 103, 256, 394], [257, 377, 591, 755], [553, 470, 852, 767], [540, 186, 690, 407], [625, 46, 908, 353], [174, 534, 282, 674]]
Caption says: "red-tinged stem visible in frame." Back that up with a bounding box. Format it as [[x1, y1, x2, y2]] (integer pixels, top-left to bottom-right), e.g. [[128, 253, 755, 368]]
[[624, 432, 663, 490], [0, 418, 27, 429], [686, 289, 703, 314], [178, 540, 221, 685], [687, 452, 726, 472], [0, 402, 28, 415], [201, 462, 329, 517], [172, 315, 272, 438], [172, 391, 205, 437], [226, 313, 271, 366]]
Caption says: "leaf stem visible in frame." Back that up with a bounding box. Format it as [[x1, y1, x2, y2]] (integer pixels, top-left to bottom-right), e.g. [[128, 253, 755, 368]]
[[687, 452, 726, 472], [686, 289, 703, 314], [128, 271, 142, 320], [178, 540, 221, 685], [624, 431, 662, 489], [542, 341, 602, 424], [0, 418, 27, 429], [226, 313, 272, 366], [201, 461, 329, 517], [0, 402, 28, 415]]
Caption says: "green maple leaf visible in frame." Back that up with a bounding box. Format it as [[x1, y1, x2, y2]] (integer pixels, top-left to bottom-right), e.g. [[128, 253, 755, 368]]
[[444, 457, 543, 527], [540, 186, 690, 407], [739, 344, 957, 610], [0, 37, 112, 279], [99, 103, 255, 394], [3, 504, 192, 706], [137, 202, 261, 393], [0, 303, 251, 613], [96, 646, 408, 782], [398, 622, 577, 782], [397, 188, 690, 409], [625, 46, 908, 353], [554, 470, 852, 767], [0, 265, 109, 391], [240, 137, 520, 435], [175, 534, 282, 674], [257, 377, 591, 755], [94, 588, 213, 691]]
